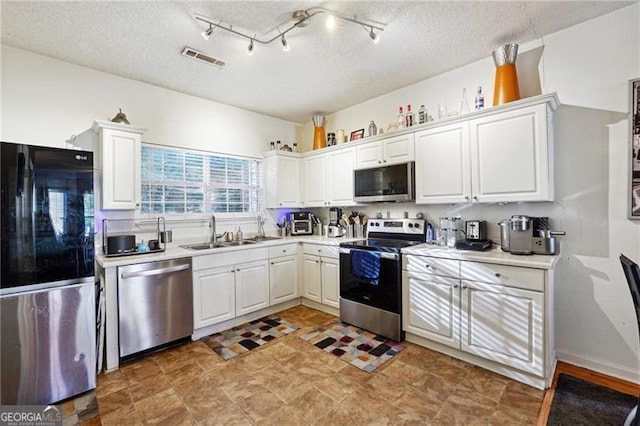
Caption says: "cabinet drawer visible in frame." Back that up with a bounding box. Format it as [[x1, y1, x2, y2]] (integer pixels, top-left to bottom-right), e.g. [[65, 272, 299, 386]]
[[269, 243, 298, 258], [404, 255, 460, 278], [461, 262, 544, 292], [193, 247, 268, 271], [303, 243, 339, 258]]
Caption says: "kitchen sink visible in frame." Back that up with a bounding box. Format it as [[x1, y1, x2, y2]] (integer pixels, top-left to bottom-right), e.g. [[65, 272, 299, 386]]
[[246, 236, 284, 242], [180, 240, 260, 250]]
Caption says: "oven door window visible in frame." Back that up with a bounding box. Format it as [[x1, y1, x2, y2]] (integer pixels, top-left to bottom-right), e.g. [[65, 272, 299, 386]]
[[339, 252, 401, 314]]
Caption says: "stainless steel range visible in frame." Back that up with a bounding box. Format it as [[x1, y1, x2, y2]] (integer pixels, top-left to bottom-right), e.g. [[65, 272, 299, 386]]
[[339, 218, 426, 341]]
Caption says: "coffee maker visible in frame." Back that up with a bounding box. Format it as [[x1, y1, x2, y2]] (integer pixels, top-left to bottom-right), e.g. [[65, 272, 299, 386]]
[[328, 207, 344, 237], [508, 215, 565, 255]]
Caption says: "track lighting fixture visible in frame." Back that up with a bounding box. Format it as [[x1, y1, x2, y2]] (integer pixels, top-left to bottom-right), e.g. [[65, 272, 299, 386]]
[[202, 24, 214, 41], [368, 27, 380, 44], [194, 7, 385, 55], [281, 34, 289, 52], [246, 38, 254, 56]]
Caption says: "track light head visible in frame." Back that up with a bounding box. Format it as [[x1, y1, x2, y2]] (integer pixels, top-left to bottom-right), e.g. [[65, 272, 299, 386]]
[[246, 39, 254, 56], [281, 34, 290, 52], [369, 27, 379, 44], [202, 24, 214, 41], [326, 14, 336, 30]]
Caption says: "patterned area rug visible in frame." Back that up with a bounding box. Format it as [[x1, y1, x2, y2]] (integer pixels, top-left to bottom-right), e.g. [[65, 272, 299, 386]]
[[300, 320, 406, 373], [201, 316, 299, 360]]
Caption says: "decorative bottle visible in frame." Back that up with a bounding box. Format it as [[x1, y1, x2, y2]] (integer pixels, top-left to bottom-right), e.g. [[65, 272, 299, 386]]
[[418, 105, 426, 125], [475, 86, 485, 110], [397, 106, 405, 128], [405, 104, 415, 127], [459, 88, 470, 115], [312, 115, 327, 150]]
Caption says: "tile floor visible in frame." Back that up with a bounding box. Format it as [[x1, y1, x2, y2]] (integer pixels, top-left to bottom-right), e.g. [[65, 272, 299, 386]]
[[90, 305, 544, 425]]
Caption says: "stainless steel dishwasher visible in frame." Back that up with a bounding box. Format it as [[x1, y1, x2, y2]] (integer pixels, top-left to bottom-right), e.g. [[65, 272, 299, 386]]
[[118, 258, 193, 358]]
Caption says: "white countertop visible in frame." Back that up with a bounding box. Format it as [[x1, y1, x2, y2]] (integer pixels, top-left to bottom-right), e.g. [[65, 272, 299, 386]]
[[96, 234, 359, 268], [402, 244, 559, 270]]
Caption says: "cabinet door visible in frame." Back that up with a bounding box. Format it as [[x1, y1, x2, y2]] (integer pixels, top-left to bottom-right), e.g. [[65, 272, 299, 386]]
[[303, 155, 327, 207], [469, 104, 551, 202], [415, 123, 471, 204], [269, 255, 298, 305], [403, 272, 460, 348], [193, 267, 235, 329], [383, 133, 415, 165], [265, 155, 300, 208], [235, 260, 270, 316], [460, 280, 544, 376], [302, 255, 322, 303], [101, 128, 141, 210], [355, 141, 382, 169], [326, 147, 355, 206], [321, 257, 340, 309]]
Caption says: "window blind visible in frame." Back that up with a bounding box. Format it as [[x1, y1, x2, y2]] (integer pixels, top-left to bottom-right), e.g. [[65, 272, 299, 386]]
[[141, 145, 262, 215]]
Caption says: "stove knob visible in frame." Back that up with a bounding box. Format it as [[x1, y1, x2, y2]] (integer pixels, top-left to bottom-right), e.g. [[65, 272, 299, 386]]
[[408, 223, 414, 228], [414, 223, 420, 228]]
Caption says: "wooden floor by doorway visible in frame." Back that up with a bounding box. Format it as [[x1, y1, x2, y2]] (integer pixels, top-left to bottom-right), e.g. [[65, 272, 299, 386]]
[[537, 361, 640, 425]]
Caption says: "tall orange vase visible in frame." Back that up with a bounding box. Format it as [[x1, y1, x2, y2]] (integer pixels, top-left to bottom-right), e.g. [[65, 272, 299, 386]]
[[492, 44, 520, 106], [312, 115, 327, 150]]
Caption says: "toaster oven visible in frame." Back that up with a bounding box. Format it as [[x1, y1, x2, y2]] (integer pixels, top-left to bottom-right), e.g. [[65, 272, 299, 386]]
[[290, 212, 313, 235]]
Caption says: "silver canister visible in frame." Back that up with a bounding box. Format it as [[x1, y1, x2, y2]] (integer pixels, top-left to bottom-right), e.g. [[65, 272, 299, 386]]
[[368, 121, 377, 137], [160, 230, 173, 243], [498, 219, 510, 252]]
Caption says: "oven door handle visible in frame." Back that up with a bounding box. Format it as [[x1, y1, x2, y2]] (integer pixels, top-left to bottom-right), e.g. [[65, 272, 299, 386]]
[[339, 248, 399, 260]]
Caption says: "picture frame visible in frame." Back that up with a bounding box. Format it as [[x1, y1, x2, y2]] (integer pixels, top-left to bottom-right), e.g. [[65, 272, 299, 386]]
[[629, 78, 640, 218], [350, 129, 365, 141]]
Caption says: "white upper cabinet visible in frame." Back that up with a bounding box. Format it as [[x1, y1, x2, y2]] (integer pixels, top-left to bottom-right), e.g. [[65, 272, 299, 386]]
[[301, 147, 356, 207], [469, 103, 552, 203], [415, 122, 471, 204], [264, 152, 301, 208], [302, 155, 327, 207], [355, 133, 415, 169], [415, 94, 557, 204], [92, 120, 146, 210]]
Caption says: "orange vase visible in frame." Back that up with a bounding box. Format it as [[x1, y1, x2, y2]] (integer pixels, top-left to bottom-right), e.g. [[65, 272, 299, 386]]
[[492, 43, 521, 106], [313, 126, 327, 150], [312, 115, 327, 150], [493, 64, 520, 106]]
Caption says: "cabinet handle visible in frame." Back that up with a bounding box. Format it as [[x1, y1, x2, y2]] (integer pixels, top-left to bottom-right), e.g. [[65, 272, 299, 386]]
[[462, 285, 467, 289], [270, 262, 274, 265], [453, 284, 459, 289], [378, 160, 382, 164], [494, 273, 502, 278], [282, 249, 286, 253], [425, 264, 432, 268], [315, 260, 319, 264], [231, 269, 236, 273], [383, 159, 387, 163], [465, 195, 470, 201], [473, 196, 478, 201]]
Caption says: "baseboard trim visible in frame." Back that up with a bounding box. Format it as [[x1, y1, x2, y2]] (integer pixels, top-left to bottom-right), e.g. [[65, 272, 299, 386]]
[[556, 351, 640, 385]]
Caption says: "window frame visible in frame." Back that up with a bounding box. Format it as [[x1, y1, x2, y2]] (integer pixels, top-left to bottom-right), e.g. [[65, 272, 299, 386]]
[[139, 143, 263, 219]]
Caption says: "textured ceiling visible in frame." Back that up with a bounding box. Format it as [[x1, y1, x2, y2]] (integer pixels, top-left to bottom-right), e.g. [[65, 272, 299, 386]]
[[0, 1, 633, 123]]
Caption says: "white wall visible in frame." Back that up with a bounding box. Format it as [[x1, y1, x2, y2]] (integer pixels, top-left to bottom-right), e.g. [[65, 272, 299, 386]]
[[303, 4, 640, 383], [0, 45, 297, 158]]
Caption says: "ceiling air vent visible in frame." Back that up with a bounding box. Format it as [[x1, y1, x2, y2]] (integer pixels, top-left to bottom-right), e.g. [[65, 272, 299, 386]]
[[181, 47, 226, 69]]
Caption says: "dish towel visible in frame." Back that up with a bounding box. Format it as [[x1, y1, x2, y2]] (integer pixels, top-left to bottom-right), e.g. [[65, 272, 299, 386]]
[[350, 249, 381, 286]]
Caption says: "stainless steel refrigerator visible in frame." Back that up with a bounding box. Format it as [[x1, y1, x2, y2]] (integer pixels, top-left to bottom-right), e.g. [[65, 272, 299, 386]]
[[1, 142, 96, 405]]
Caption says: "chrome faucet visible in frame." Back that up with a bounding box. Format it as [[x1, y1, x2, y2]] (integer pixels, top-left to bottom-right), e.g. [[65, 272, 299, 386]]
[[257, 214, 266, 238], [210, 215, 217, 243]]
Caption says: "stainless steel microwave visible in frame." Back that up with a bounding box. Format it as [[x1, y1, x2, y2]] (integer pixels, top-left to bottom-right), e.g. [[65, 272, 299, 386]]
[[353, 161, 415, 203]]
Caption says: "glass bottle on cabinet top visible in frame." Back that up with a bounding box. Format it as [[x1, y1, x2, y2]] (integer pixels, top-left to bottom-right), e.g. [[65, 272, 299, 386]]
[[459, 88, 471, 115]]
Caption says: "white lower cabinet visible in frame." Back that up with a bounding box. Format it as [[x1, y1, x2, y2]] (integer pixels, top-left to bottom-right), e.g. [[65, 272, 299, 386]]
[[460, 280, 543, 376], [192, 248, 269, 330], [302, 244, 340, 309], [269, 244, 299, 305], [193, 266, 236, 329], [403, 254, 550, 386], [235, 260, 270, 316], [403, 272, 460, 348]]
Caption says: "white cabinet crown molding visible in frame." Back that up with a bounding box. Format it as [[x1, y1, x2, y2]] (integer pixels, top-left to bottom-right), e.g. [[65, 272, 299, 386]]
[[92, 119, 147, 135]]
